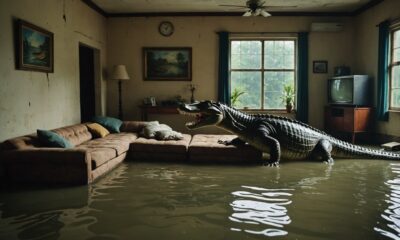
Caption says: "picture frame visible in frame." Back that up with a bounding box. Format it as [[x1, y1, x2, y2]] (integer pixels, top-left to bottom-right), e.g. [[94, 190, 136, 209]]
[[313, 61, 328, 74], [143, 47, 192, 81], [16, 20, 54, 73]]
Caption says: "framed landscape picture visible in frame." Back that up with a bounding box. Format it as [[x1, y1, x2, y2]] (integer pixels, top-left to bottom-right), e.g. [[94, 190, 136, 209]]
[[17, 20, 54, 72], [143, 47, 192, 81]]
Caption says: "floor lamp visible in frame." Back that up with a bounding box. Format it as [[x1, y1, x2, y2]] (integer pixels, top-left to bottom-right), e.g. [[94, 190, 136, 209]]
[[111, 65, 130, 120]]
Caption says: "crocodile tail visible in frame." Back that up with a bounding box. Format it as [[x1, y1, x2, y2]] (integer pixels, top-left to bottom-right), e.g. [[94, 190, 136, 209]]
[[331, 138, 400, 160]]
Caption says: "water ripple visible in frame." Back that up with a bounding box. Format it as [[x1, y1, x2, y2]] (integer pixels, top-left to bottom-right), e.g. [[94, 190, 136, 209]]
[[375, 163, 400, 240], [229, 185, 294, 237]]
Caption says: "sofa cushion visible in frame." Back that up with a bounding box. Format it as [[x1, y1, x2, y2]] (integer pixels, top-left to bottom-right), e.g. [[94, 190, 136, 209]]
[[53, 124, 93, 146], [188, 134, 263, 163], [78, 132, 138, 156], [89, 148, 117, 169], [93, 116, 123, 133], [131, 134, 192, 156], [87, 123, 110, 138], [37, 130, 73, 148], [76, 132, 137, 169]]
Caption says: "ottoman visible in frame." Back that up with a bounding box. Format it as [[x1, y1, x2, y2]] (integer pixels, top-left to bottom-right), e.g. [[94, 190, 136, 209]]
[[188, 134, 263, 163], [130, 134, 192, 161]]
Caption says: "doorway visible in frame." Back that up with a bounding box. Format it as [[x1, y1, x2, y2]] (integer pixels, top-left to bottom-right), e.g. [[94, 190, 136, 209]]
[[79, 44, 96, 123]]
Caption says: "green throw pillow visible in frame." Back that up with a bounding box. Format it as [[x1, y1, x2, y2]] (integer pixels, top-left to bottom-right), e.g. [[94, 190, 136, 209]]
[[37, 129, 73, 148], [92, 116, 123, 133]]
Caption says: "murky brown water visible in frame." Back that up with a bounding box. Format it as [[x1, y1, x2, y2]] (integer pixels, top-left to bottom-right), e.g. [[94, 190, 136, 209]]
[[1, 160, 400, 240]]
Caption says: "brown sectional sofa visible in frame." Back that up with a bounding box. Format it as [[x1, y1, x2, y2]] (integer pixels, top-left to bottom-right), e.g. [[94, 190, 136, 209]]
[[0, 121, 263, 185]]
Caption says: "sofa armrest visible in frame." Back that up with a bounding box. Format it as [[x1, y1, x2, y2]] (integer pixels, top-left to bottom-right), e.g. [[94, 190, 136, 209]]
[[1, 148, 92, 185]]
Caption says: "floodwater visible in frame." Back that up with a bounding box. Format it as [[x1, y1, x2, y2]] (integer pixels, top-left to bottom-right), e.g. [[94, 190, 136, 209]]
[[1, 160, 400, 240]]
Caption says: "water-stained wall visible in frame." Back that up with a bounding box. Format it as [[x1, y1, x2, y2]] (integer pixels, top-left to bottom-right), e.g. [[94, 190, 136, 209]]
[[354, 0, 400, 139], [106, 16, 355, 132], [0, 0, 107, 142]]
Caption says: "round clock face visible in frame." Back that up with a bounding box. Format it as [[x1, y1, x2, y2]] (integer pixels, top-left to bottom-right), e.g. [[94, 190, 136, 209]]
[[159, 21, 174, 37]]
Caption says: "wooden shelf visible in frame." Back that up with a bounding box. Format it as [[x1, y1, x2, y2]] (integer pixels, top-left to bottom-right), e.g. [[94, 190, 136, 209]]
[[139, 105, 179, 121]]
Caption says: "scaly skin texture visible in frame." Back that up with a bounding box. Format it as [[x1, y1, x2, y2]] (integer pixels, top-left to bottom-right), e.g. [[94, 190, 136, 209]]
[[178, 101, 400, 165]]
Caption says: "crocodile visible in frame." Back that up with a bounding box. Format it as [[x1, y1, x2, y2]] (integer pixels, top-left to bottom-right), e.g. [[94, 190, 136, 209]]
[[178, 100, 400, 165]]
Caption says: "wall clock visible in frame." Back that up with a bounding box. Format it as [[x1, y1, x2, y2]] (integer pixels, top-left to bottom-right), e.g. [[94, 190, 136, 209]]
[[158, 21, 174, 37]]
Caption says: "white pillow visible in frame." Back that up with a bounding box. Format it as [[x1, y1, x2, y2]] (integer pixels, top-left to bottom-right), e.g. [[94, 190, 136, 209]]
[[140, 122, 183, 140]]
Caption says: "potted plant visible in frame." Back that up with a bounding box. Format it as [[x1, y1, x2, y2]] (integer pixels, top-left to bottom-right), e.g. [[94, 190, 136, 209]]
[[231, 88, 246, 108], [281, 84, 295, 113]]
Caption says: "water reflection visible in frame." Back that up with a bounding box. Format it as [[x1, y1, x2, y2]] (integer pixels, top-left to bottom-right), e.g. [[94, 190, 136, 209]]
[[0, 163, 129, 240], [229, 185, 294, 237], [375, 163, 400, 239]]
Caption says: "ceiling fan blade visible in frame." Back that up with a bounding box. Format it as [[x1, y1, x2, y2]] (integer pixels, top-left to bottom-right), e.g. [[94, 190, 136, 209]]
[[219, 4, 247, 8], [263, 5, 298, 8], [260, 9, 271, 17], [243, 10, 252, 17]]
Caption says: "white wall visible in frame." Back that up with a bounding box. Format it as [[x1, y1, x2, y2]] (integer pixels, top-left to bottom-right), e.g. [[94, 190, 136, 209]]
[[0, 0, 107, 142]]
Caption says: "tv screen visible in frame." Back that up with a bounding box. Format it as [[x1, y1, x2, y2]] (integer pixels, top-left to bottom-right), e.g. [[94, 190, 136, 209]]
[[330, 78, 353, 103]]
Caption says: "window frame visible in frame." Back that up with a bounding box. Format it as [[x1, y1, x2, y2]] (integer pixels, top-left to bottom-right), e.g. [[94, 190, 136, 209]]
[[389, 25, 400, 111], [229, 37, 297, 111]]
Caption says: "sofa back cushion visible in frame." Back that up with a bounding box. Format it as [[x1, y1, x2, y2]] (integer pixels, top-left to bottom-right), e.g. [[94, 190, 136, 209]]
[[1, 135, 42, 150], [52, 124, 92, 146], [120, 121, 148, 133]]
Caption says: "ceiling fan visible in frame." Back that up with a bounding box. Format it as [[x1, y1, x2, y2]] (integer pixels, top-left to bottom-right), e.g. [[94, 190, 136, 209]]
[[220, 0, 296, 17]]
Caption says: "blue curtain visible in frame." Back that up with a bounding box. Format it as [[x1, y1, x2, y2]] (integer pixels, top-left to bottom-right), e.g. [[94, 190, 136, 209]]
[[377, 20, 390, 121], [217, 31, 231, 105], [296, 32, 309, 123]]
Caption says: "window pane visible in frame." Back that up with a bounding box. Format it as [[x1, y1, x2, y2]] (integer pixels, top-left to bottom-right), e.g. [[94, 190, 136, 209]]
[[231, 71, 262, 109], [392, 65, 400, 88], [264, 71, 295, 109], [264, 40, 295, 69], [392, 89, 400, 108], [394, 30, 400, 49], [394, 48, 400, 62], [231, 41, 261, 69]]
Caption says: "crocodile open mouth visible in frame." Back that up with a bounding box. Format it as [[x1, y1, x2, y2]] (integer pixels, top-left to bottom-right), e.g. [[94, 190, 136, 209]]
[[177, 101, 223, 129], [178, 109, 212, 129]]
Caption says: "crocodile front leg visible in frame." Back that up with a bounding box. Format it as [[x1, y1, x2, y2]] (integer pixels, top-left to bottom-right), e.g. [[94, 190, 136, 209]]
[[260, 135, 281, 167], [248, 125, 280, 166]]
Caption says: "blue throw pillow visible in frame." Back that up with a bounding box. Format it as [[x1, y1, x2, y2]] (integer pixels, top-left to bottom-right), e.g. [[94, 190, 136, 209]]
[[37, 129, 73, 148], [92, 116, 123, 133]]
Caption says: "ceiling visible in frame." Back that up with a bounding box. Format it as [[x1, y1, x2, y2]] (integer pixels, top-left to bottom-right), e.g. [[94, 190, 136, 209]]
[[88, 0, 381, 16]]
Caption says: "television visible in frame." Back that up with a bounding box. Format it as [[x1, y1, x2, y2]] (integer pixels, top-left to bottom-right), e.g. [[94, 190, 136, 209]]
[[328, 75, 370, 106]]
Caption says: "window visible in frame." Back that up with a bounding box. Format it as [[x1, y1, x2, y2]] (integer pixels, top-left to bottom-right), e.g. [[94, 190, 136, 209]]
[[230, 39, 296, 110], [390, 27, 400, 110]]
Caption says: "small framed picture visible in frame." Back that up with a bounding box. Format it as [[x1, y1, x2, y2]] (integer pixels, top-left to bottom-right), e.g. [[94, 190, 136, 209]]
[[313, 61, 328, 74], [16, 19, 54, 72]]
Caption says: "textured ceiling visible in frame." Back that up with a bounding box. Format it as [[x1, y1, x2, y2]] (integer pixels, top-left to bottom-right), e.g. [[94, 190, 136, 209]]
[[92, 0, 374, 14]]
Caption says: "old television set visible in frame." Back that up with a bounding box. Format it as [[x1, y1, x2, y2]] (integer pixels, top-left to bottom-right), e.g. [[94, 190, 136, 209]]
[[328, 75, 370, 106]]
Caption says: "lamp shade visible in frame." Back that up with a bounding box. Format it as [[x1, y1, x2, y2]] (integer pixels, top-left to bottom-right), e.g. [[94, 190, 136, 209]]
[[111, 65, 130, 80]]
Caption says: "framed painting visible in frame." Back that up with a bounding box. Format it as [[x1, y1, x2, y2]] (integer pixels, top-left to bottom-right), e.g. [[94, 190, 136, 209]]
[[17, 20, 54, 72], [313, 60, 328, 74], [143, 47, 192, 81]]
